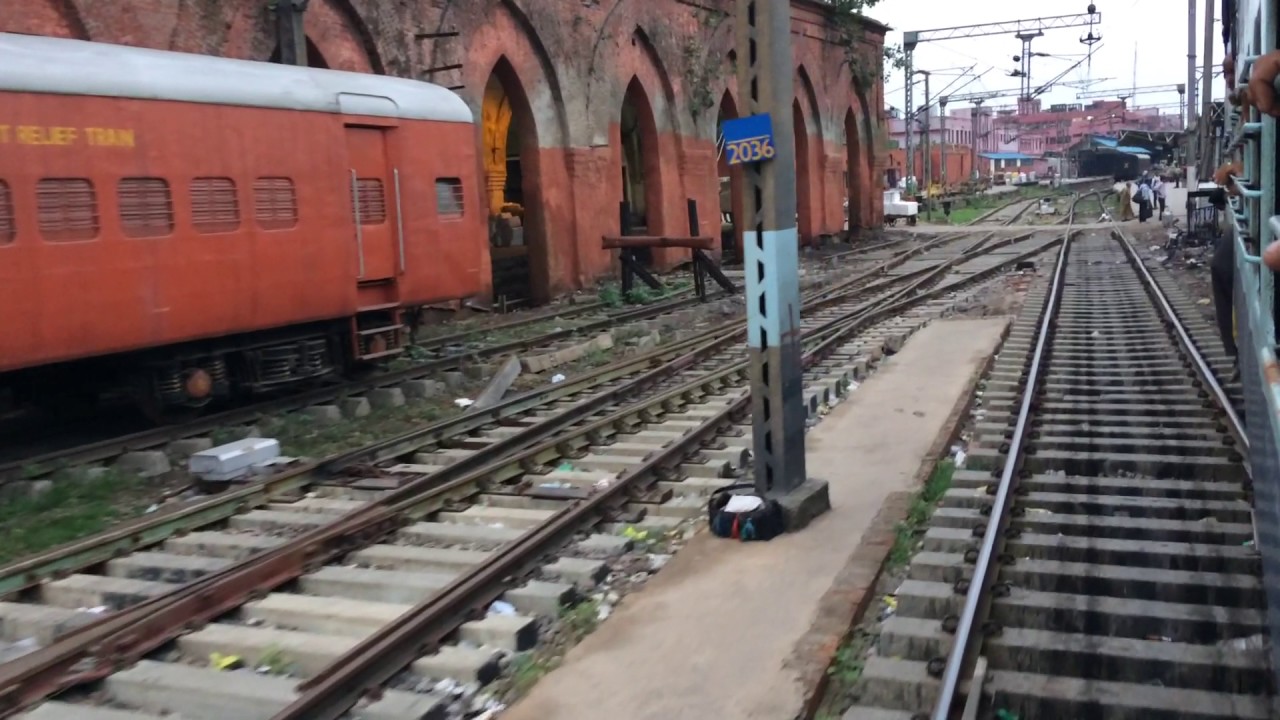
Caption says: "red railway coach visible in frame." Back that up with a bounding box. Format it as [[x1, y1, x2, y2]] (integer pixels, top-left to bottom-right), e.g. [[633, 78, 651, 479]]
[[0, 33, 488, 418]]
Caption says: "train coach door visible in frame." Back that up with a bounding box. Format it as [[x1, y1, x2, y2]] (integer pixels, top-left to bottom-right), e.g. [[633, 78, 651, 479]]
[[344, 127, 399, 282]]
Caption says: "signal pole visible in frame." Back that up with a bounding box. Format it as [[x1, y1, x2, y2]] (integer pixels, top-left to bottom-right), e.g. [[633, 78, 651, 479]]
[[735, 0, 828, 526]]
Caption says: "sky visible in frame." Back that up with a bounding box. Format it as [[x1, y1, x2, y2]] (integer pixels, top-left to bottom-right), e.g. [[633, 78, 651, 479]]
[[870, 0, 1226, 120]]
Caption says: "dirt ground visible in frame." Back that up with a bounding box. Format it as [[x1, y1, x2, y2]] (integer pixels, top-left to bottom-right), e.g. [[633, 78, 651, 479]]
[[1124, 220, 1220, 327]]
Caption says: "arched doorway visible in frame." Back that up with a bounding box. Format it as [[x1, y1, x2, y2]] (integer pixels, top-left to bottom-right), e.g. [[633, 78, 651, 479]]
[[481, 58, 549, 309], [793, 99, 814, 246], [716, 92, 746, 264], [619, 77, 661, 266], [267, 37, 330, 68], [844, 110, 865, 234]]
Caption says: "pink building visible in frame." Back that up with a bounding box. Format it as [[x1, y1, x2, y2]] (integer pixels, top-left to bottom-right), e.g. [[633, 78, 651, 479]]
[[888, 97, 1183, 175]]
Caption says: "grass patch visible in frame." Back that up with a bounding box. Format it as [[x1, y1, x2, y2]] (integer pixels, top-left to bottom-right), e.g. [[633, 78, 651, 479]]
[[888, 459, 955, 569], [0, 468, 151, 565], [507, 652, 554, 697], [257, 400, 452, 459], [814, 459, 957, 718], [815, 628, 878, 720], [495, 599, 604, 703]]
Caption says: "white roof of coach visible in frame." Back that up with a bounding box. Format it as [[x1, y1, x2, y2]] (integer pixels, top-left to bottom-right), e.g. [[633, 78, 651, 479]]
[[0, 32, 473, 124]]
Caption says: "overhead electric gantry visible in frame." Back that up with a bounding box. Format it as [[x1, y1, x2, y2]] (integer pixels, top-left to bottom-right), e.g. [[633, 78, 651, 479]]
[[902, 5, 1103, 181], [932, 48, 1102, 184]]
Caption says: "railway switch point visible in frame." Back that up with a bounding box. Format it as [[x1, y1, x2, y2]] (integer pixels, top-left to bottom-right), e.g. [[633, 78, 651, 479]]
[[303, 405, 343, 424], [114, 450, 171, 479]]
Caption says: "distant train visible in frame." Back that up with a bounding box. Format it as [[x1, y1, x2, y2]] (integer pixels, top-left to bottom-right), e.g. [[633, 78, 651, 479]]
[[0, 33, 488, 419]]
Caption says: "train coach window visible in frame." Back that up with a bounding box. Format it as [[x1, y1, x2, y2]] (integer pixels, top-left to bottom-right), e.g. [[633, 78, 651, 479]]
[[36, 178, 99, 242], [253, 177, 298, 231], [118, 178, 174, 238], [435, 178, 465, 220], [191, 177, 240, 233], [354, 178, 386, 225], [0, 181, 13, 244]]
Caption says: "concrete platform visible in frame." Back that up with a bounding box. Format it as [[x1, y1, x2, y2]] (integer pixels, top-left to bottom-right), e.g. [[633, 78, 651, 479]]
[[501, 317, 1010, 720]]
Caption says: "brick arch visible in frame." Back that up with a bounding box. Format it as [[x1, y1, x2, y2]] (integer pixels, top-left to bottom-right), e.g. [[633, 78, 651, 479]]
[[584, 26, 680, 147], [795, 64, 823, 137], [619, 75, 666, 235], [851, 77, 877, 186], [325, 0, 385, 74], [463, 0, 569, 149], [717, 90, 746, 260], [845, 107, 866, 231], [480, 55, 558, 304], [4, 0, 89, 38], [793, 65, 828, 245], [303, 0, 375, 73]]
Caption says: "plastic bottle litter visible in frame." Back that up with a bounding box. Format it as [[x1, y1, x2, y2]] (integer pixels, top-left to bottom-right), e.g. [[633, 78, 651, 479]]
[[487, 600, 517, 617]]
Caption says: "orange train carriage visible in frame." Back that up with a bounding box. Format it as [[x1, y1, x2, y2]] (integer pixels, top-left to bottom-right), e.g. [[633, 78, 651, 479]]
[[0, 33, 488, 418]]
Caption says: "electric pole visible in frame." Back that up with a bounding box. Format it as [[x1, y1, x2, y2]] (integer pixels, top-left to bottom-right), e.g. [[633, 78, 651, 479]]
[[735, 0, 821, 517], [1200, 0, 1216, 176], [940, 97, 949, 194], [920, 71, 933, 220], [1186, 0, 1198, 187]]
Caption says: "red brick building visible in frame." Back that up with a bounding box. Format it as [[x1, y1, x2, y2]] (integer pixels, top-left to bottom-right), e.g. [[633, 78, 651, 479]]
[[6, 0, 887, 306]]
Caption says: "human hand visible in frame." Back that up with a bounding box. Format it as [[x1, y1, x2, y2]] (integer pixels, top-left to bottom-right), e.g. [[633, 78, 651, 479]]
[[1214, 162, 1244, 195], [1249, 50, 1280, 116]]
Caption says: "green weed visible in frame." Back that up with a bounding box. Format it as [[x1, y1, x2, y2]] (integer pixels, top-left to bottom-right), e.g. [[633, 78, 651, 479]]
[[508, 653, 556, 697], [598, 284, 623, 308], [559, 599, 601, 640], [624, 286, 658, 305], [887, 459, 955, 570], [0, 467, 148, 565]]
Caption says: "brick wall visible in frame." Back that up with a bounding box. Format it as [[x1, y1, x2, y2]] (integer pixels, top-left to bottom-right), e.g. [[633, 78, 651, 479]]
[[8, 0, 887, 299]]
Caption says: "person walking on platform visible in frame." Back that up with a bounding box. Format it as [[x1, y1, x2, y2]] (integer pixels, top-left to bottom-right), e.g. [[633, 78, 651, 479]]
[[1136, 179, 1154, 223], [1117, 181, 1135, 221], [1152, 175, 1168, 220]]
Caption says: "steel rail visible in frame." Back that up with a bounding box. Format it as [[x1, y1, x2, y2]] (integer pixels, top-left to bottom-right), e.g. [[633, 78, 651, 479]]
[[267, 233, 1070, 720], [0, 230, 1056, 718], [1109, 223, 1248, 449], [0, 234, 942, 481], [0, 231, 982, 599], [0, 291, 725, 480], [928, 192, 1244, 718], [929, 196, 1081, 720]]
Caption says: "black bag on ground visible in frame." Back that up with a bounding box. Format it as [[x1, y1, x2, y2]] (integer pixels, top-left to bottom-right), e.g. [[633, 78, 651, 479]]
[[707, 483, 784, 542]]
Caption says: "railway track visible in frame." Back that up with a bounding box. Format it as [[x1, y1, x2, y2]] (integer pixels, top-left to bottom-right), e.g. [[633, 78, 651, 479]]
[[0, 236, 941, 484], [843, 223, 1272, 719], [0, 247, 906, 478], [0, 221, 1070, 720]]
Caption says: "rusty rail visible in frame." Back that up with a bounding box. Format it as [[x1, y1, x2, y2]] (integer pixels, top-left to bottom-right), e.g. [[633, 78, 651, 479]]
[[266, 233, 1071, 720], [0, 229, 1035, 716]]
